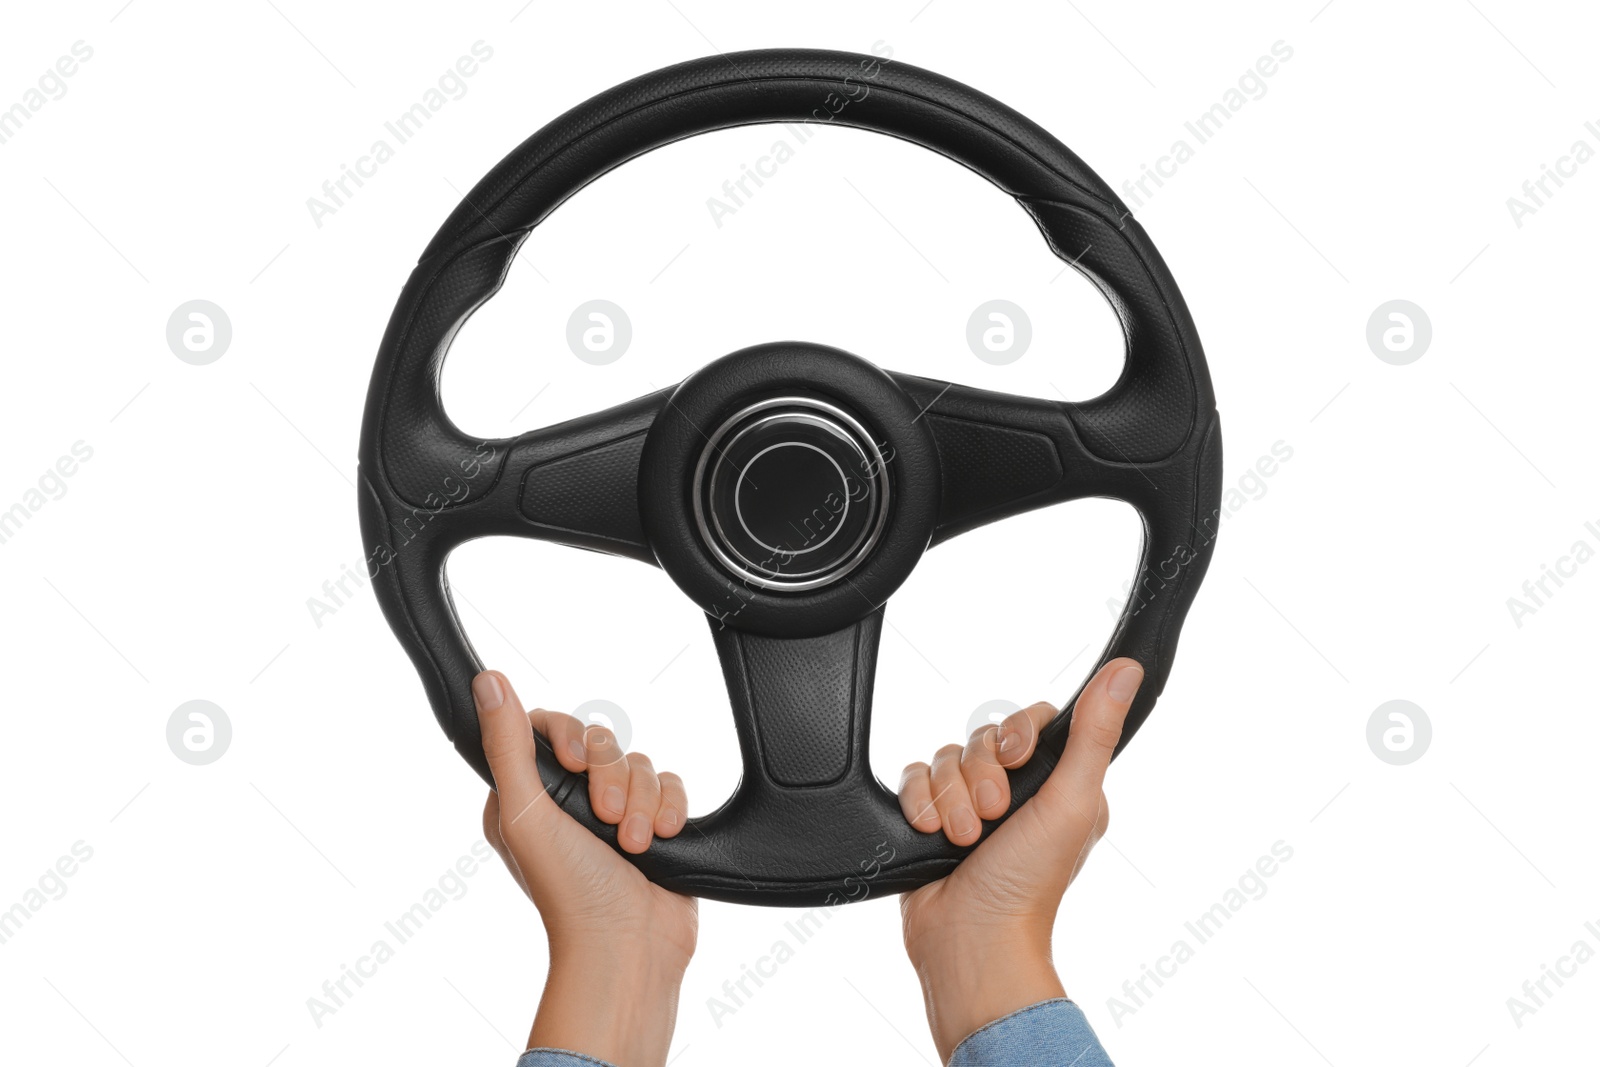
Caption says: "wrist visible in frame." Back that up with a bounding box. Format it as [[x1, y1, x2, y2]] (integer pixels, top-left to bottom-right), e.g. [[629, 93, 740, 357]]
[[532, 942, 689, 1067], [907, 927, 1063, 1062]]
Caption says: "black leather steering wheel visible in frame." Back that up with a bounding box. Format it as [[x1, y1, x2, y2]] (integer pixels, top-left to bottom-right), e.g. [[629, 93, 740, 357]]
[[358, 49, 1222, 907]]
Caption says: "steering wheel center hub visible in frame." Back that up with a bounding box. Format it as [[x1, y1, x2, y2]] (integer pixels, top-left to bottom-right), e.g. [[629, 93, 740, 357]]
[[639, 341, 940, 637], [696, 398, 889, 592]]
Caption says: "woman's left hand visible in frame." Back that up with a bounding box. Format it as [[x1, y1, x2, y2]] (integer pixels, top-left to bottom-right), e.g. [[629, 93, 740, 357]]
[[474, 669, 696, 1067]]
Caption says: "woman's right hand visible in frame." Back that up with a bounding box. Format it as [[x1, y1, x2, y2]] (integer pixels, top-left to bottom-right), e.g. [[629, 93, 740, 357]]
[[896, 658, 1144, 1061]]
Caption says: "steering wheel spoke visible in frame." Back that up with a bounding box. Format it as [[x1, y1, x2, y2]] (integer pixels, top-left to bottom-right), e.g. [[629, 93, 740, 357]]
[[496, 389, 668, 563], [710, 611, 882, 792], [371, 388, 669, 566], [889, 374, 1183, 545], [543, 609, 978, 905]]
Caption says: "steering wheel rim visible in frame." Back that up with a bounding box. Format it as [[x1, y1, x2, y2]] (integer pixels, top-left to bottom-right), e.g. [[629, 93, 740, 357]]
[[358, 48, 1222, 907]]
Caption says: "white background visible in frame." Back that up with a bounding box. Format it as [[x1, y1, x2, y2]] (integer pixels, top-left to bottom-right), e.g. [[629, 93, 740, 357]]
[[2, 2, 1596, 1064]]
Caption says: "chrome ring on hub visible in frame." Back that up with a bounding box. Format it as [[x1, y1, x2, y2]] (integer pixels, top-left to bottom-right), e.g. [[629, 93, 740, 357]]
[[692, 396, 891, 592]]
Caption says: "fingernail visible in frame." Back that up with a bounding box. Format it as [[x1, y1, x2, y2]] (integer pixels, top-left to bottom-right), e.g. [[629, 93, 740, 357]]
[[472, 673, 504, 711], [975, 779, 1001, 812], [623, 813, 651, 848], [1107, 663, 1144, 703], [602, 786, 626, 816], [950, 807, 977, 838], [662, 808, 679, 829], [998, 727, 1023, 760], [567, 739, 586, 764]]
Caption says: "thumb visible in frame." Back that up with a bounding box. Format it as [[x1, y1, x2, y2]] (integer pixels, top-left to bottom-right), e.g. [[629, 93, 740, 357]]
[[472, 671, 559, 832], [1033, 658, 1142, 833]]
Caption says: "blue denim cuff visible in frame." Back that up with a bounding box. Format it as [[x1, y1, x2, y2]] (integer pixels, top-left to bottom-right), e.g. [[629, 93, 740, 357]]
[[947, 998, 1114, 1066], [516, 1050, 617, 1067]]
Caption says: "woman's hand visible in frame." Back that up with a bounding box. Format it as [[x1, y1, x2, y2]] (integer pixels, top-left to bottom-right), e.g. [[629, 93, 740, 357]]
[[474, 669, 696, 1067], [897, 658, 1144, 1060]]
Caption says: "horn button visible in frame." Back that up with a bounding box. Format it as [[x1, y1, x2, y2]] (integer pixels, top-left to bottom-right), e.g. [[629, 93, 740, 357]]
[[693, 398, 889, 592]]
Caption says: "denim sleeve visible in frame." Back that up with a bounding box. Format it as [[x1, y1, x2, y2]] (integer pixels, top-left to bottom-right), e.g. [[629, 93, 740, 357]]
[[513, 999, 1110, 1067], [516, 1051, 616, 1067], [947, 998, 1113, 1066]]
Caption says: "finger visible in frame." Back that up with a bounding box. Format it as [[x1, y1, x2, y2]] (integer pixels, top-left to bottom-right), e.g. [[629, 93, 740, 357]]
[[655, 771, 688, 838], [528, 708, 588, 773], [930, 744, 980, 846], [473, 671, 545, 820], [1039, 659, 1142, 824], [617, 753, 662, 854], [898, 762, 941, 833], [583, 725, 631, 826], [995, 702, 1059, 769], [1058, 659, 1141, 786], [960, 727, 1011, 821]]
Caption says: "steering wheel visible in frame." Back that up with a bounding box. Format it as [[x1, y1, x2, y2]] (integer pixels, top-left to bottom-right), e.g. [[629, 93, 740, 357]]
[[358, 49, 1221, 907]]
